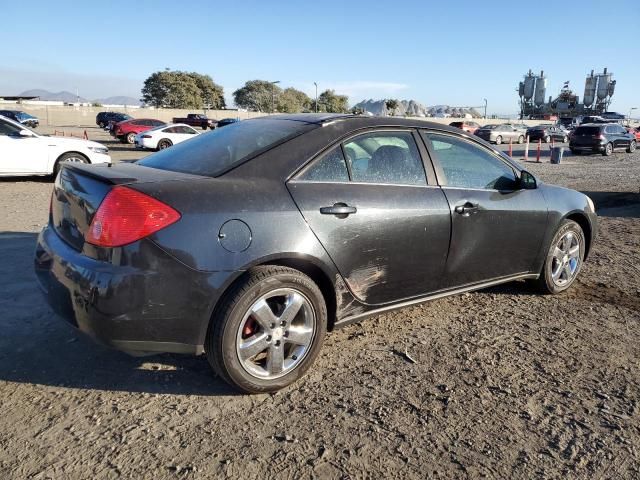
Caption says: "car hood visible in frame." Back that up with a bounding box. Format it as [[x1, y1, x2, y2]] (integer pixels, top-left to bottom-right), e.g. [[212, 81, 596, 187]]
[[46, 136, 107, 150]]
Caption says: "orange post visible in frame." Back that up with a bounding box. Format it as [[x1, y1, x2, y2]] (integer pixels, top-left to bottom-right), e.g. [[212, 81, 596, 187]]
[[536, 139, 541, 163], [508, 138, 512, 157], [83, 130, 88, 140]]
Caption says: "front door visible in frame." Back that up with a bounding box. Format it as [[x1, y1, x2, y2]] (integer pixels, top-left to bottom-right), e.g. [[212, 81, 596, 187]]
[[422, 131, 548, 288], [0, 119, 48, 174], [287, 130, 451, 305]]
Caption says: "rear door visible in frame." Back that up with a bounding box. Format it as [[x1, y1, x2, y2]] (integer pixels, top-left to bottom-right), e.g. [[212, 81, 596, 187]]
[[421, 131, 548, 288], [287, 129, 451, 305]]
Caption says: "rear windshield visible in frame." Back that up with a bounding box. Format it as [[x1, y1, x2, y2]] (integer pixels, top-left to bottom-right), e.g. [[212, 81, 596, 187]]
[[137, 118, 315, 177], [575, 126, 601, 135]]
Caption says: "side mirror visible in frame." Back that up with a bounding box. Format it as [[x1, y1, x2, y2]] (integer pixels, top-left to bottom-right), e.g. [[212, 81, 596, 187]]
[[519, 170, 537, 189], [19, 129, 34, 137]]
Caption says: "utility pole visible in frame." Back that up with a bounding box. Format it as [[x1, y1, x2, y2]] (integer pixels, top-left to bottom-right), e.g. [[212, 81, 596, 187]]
[[483, 98, 488, 119], [314, 82, 318, 113], [629, 107, 637, 127], [270, 80, 280, 114]]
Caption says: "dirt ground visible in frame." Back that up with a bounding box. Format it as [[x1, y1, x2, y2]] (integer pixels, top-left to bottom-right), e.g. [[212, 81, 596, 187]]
[[1, 126, 639, 479]]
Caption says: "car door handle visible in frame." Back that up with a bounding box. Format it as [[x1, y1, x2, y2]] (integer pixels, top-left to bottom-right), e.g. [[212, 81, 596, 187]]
[[454, 202, 479, 216], [320, 203, 357, 216]]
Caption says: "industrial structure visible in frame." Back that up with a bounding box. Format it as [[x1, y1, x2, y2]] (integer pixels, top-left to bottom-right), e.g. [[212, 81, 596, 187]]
[[518, 68, 616, 119]]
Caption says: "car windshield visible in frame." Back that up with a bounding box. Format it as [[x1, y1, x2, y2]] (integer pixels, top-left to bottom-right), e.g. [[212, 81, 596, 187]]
[[137, 118, 316, 177]]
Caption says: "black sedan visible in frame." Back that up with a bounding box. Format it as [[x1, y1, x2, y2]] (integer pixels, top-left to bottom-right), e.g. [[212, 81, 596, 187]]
[[526, 125, 569, 143], [35, 114, 597, 393]]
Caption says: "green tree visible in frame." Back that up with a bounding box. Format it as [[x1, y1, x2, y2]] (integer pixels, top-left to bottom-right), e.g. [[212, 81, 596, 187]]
[[141, 70, 224, 109], [186, 72, 225, 109], [317, 89, 349, 113], [277, 87, 312, 113], [233, 80, 283, 112], [385, 99, 399, 116]]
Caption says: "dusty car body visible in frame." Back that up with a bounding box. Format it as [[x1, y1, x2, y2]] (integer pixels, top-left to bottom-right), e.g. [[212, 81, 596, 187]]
[[35, 114, 597, 392]]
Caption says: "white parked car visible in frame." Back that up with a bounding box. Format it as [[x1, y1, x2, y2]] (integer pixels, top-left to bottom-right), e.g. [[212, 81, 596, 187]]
[[0, 115, 111, 177], [134, 123, 200, 150]]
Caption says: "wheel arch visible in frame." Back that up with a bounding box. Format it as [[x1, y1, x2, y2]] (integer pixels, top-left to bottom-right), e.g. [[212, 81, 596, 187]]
[[564, 211, 593, 259], [52, 151, 90, 175], [202, 253, 341, 348]]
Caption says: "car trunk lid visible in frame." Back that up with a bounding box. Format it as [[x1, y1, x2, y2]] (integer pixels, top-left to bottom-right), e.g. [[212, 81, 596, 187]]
[[51, 162, 204, 251]]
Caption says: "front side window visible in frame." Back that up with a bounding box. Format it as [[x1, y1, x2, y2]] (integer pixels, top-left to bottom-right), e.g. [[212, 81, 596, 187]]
[[0, 119, 23, 136], [425, 133, 517, 190], [343, 131, 426, 185]]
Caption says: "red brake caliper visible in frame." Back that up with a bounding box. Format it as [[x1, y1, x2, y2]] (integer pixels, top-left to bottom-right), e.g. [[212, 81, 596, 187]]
[[242, 317, 257, 338]]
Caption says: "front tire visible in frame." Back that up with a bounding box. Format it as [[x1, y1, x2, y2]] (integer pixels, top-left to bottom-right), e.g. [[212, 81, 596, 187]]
[[533, 219, 585, 294], [544, 135, 551, 143], [125, 132, 136, 144], [562, 136, 568, 143], [603, 142, 613, 156], [206, 266, 327, 393], [98, 121, 105, 128], [494, 136, 502, 145], [627, 140, 636, 153], [518, 135, 524, 144], [53, 152, 88, 177]]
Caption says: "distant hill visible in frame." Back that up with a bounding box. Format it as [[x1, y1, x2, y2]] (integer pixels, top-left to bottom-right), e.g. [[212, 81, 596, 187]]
[[19, 89, 141, 106], [20, 89, 88, 103], [353, 99, 482, 118], [94, 96, 141, 106]]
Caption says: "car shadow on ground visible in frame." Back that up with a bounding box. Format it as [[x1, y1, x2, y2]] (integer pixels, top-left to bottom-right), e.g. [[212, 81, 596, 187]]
[[0, 232, 238, 396], [581, 191, 640, 219]]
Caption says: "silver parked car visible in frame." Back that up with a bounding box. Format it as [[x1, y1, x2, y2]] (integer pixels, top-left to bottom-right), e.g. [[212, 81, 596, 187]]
[[475, 124, 525, 145]]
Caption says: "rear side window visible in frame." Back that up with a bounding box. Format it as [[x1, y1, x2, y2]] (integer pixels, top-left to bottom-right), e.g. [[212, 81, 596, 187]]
[[299, 146, 349, 182], [343, 131, 426, 185], [138, 119, 315, 177], [425, 133, 517, 190]]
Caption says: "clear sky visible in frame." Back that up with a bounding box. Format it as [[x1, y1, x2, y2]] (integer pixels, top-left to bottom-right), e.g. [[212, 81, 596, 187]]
[[1, 0, 638, 115]]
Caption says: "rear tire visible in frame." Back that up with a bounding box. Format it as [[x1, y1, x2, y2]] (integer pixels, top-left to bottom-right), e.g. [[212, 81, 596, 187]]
[[544, 135, 551, 143], [157, 139, 172, 150], [98, 121, 105, 128], [495, 136, 502, 145], [533, 219, 585, 294], [206, 266, 327, 393], [518, 135, 524, 144], [562, 136, 568, 143], [126, 132, 136, 144], [627, 140, 636, 153], [603, 142, 613, 156]]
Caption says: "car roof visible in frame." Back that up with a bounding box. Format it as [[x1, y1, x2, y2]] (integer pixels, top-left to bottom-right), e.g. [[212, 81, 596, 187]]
[[253, 113, 469, 134]]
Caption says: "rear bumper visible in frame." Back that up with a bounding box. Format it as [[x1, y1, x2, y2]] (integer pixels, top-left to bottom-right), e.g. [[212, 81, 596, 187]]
[[569, 141, 605, 152], [34, 225, 233, 355]]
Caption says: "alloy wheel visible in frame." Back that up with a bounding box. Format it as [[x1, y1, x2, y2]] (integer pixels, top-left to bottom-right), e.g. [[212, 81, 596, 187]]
[[236, 288, 316, 380], [551, 231, 581, 287]]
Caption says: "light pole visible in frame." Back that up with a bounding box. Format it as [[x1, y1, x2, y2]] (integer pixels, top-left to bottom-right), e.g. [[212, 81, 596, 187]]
[[483, 98, 488, 119], [313, 82, 318, 113], [270, 80, 280, 114], [628, 107, 637, 126]]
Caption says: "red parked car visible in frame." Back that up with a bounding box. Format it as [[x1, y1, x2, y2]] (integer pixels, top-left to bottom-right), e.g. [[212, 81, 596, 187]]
[[627, 126, 640, 141], [449, 120, 481, 135], [112, 118, 166, 144]]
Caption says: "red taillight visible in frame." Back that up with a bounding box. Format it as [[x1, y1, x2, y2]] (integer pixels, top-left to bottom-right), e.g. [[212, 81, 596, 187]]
[[85, 186, 181, 247], [141, 134, 152, 138], [594, 134, 603, 139]]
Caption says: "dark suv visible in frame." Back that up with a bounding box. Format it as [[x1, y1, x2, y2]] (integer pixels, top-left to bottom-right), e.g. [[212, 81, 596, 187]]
[[569, 123, 636, 156], [96, 112, 132, 128]]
